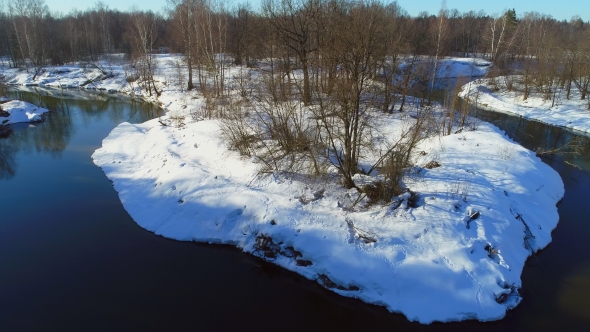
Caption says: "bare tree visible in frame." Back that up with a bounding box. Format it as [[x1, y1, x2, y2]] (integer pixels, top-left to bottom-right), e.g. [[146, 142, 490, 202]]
[[312, 0, 389, 188], [96, 1, 112, 55], [263, 0, 321, 106], [486, 9, 517, 63], [0, 1, 19, 67], [8, 0, 49, 77], [168, 0, 196, 90], [377, 2, 410, 113], [128, 9, 161, 96], [430, 1, 448, 89], [573, 26, 590, 104]]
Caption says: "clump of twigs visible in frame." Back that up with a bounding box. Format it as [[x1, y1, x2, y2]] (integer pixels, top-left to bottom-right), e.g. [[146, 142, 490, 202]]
[[484, 243, 499, 259], [362, 181, 394, 206]]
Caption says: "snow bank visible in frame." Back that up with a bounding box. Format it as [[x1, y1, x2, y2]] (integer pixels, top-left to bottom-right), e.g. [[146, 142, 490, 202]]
[[460, 77, 590, 135], [92, 114, 563, 323], [0, 99, 49, 124]]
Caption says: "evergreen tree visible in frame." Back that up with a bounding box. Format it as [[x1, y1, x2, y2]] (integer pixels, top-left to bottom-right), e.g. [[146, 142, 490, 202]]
[[504, 8, 517, 28]]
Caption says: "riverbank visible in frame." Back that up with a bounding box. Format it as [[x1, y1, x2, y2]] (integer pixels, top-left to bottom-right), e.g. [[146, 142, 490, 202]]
[[460, 77, 590, 136], [1, 55, 491, 110]]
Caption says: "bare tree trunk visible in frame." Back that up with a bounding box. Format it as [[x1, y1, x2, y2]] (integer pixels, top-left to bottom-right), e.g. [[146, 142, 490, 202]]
[[430, 1, 447, 89]]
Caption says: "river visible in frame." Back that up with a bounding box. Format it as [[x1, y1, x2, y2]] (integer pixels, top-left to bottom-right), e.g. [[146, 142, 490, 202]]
[[0, 88, 589, 331]]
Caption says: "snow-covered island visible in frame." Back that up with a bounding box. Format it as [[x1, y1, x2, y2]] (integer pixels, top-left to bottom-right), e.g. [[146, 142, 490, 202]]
[[1, 56, 564, 323], [91, 110, 563, 324], [0, 99, 49, 125], [460, 77, 590, 136]]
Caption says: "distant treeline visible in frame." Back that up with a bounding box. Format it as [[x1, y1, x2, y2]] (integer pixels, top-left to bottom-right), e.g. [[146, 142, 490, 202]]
[[0, 0, 589, 95]]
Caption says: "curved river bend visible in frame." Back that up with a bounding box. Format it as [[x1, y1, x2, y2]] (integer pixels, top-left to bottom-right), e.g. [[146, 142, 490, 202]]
[[1, 89, 589, 331]]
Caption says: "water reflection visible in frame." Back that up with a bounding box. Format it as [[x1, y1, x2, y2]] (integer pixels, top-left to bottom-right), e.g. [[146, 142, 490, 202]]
[[558, 262, 590, 321], [0, 88, 160, 179], [0, 142, 16, 179], [10, 101, 73, 157]]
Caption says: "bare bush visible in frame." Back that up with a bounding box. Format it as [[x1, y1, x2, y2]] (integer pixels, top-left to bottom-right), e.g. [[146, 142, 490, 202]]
[[449, 178, 471, 203], [167, 110, 186, 128], [234, 66, 253, 98], [496, 142, 516, 160], [362, 181, 393, 206], [251, 90, 325, 175], [218, 105, 257, 157], [189, 105, 206, 121], [371, 109, 434, 199]]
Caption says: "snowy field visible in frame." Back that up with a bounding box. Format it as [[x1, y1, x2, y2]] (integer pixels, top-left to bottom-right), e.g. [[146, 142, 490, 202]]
[[1, 56, 564, 323], [460, 77, 590, 136], [0, 99, 49, 125]]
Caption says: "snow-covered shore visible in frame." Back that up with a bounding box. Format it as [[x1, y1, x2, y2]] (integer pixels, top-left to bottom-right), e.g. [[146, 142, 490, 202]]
[[0, 99, 49, 125], [2, 58, 152, 99], [1, 55, 491, 108], [460, 77, 590, 136], [1, 56, 564, 323]]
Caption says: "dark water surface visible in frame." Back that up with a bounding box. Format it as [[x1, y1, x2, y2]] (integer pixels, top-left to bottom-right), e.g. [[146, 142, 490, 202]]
[[1, 89, 589, 331]]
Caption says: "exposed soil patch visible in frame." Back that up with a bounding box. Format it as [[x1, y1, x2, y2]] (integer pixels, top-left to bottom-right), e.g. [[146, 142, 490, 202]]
[[317, 274, 360, 291], [424, 161, 441, 169], [253, 234, 314, 267]]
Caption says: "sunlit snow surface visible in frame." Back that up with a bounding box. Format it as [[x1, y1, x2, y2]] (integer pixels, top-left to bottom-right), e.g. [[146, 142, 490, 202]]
[[0, 99, 49, 124]]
